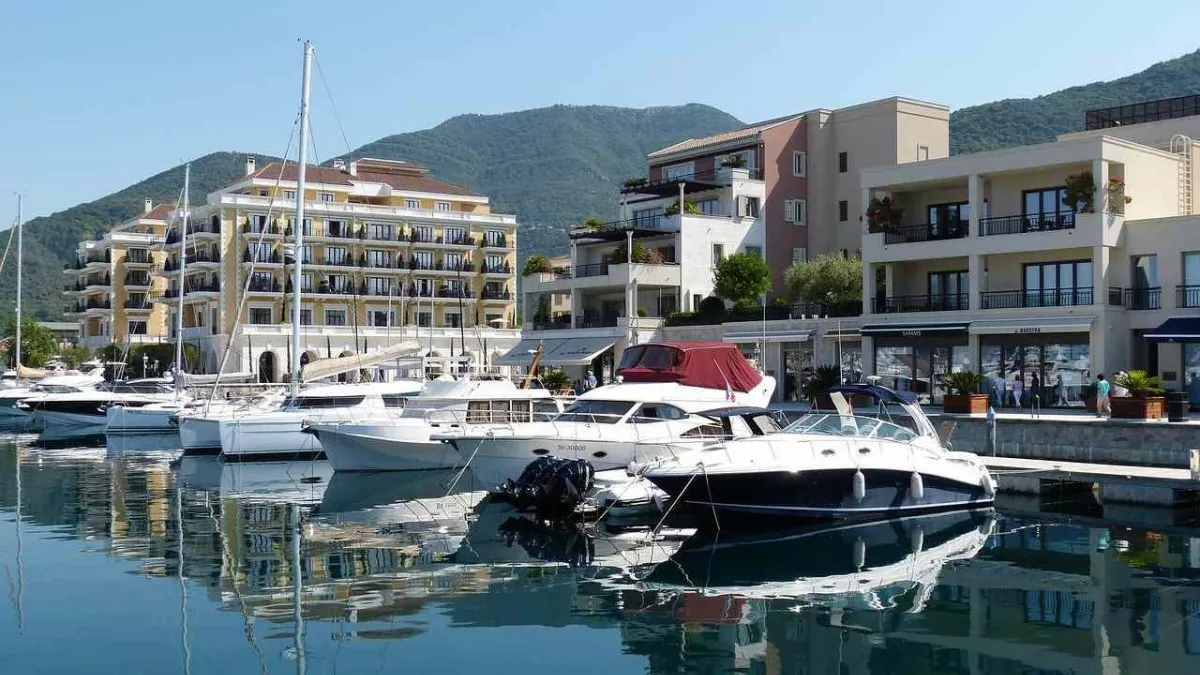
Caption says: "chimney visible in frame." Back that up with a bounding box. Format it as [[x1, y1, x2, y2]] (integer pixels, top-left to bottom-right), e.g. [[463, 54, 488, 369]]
[[143, 198, 152, 213], [333, 158, 346, 171], [245, 156, 256, 176], [349, 160, 358, 177]]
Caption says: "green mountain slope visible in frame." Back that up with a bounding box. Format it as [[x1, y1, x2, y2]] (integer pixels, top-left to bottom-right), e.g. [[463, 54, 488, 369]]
[[951, 48, 1200, 153]]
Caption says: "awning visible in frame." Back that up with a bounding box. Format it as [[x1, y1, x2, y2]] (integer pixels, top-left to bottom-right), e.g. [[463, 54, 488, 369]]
[[969, 316, 1094, 335], [723, 329, 812, 344], [1145, 317, 1200, 342], [300, 340, 421, 381], [859, 321, 969, 338], [822, 328, 862, 340], [495, 336, 616, 367]]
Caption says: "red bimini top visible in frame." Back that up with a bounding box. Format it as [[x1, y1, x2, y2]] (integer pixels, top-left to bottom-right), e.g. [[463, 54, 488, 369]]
[[615, 342, 762, 393]]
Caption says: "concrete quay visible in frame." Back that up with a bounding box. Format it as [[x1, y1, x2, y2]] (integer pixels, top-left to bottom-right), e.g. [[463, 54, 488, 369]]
[[983, 455, 1200, 507]]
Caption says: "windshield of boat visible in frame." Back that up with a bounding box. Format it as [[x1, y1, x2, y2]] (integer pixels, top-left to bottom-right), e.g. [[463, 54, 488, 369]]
[[553, 399, 637, 424], [282, 395, 367, 410], [33, 384, 80, 394], [783, 413, 921, 443], [97, 382, 174, 395]]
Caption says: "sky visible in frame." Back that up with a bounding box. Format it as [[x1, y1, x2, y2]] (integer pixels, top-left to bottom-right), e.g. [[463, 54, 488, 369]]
[[3, 0, 1200, 227]]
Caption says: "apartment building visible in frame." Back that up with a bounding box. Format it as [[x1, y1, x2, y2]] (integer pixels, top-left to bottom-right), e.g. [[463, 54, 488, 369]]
[[63, 200, 172, 350], [155, 157, 519, 378], [858, 94, 1200, 406]]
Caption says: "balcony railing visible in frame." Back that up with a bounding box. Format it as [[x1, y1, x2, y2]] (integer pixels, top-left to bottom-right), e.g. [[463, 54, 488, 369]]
[[74, 299, 111, 312], [873, 294, 968, 313], [480, 290, 512, 300], [979, 288, 1093, 309], [575, 315, 621, 328], [164, 281, 221, 298], [571, 215, 675, 239], [979, 212, 1076, 237], [1108, 286, 1124, 306], [482, 263, 512, 275], [1124, 287, 1161, 310], [482, 235, 509, 248], [883, 221, 967, 245], [791, 301, 862, 318], [1086, 93, 1200, 130], [621, 167, 764, 194], [1177, 285, 1200, 308], [123, 299, 152, 309], [123, 274, 152, 286]]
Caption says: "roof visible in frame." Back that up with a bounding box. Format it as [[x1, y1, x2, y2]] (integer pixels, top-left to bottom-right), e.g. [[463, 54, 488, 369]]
[[243, 161, 481, 197], [141, 203, 175, 221], [646, 115, 803, 160]]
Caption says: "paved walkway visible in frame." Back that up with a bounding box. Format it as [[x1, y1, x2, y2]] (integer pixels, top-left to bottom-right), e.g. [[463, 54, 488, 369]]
[[770, 400, 1199, 425]]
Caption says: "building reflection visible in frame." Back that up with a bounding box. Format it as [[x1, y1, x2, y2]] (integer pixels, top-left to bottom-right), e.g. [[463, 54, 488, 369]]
[[2, 441, 1199, 674]]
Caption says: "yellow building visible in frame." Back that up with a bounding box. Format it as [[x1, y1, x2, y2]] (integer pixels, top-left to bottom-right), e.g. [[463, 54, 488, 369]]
[[63, 200, 172, 350], [161, 157, 520, 378]]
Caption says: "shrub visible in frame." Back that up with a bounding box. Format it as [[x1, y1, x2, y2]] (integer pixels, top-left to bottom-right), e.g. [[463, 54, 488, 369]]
[[942, 371, 986, 395], [522, 254, 552, 276], [865, 196, 904, 232], [714, 252, 772, 304], [1114, 370, 1163, 398], [663, 198, 700, 216], [636, 307, 649, 318], [784, 253, 862, 305], [622, 177, 648, 189], [697, 296, 726, 320], [806, 365, 842, 401], [720, 155, 747, 168]]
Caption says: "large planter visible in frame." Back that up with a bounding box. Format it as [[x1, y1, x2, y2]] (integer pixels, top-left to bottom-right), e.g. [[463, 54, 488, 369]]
[[1111, 396, 1166, 420], [943, 393, 989, 415], [1085, 397, 1097, 413]]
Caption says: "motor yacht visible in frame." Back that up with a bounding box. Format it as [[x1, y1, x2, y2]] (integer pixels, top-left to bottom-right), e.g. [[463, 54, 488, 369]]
[[641, 384, 996, 521], [434, 342, 775, 488], [306, 377, 568, 472], [0, 372, 105, 422], [217, 379, 425, 461], [22, 379, 177, 432]]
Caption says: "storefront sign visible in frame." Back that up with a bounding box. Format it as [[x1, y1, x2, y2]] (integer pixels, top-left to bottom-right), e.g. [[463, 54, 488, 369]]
[[1016, 327, 1042, 334], [900, 330, 922, 338]]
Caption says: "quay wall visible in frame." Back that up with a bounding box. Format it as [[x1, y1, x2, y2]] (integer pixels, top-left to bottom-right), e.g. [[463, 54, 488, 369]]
[[943, 416, 1200, 468]]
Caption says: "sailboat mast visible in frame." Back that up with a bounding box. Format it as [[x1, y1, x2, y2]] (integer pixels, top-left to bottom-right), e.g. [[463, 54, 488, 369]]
[[290, 41, 313, 397], [14, 194, 21, 380], [174, 164, 190, 391]]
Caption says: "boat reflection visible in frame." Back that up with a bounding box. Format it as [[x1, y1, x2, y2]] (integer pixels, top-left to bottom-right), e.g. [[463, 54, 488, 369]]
[[106, 431, 183, 457], [218, 459, 332, 505]]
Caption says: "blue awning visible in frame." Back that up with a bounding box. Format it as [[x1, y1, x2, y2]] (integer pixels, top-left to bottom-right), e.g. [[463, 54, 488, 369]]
[[1145, 317, 1200, 342]]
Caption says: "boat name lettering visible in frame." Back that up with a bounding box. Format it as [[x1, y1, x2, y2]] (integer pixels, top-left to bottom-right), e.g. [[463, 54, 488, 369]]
[[557, 443, 585, 453]]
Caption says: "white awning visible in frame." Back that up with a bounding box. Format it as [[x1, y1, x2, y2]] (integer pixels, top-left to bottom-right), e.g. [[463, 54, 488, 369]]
[[300, 340, 421, 381], [495, 338, 554, 367], [495, 336, 616, 367], [724, 329, 812, 344], [969, 316, 1094, 335], [822, 328, 862, 340]]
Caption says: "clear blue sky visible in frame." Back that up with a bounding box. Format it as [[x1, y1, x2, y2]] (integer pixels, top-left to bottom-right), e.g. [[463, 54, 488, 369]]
[[3, 0, 1200, 226]]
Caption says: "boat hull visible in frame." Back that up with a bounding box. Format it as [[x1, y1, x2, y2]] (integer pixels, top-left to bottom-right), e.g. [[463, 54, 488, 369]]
[[311, 422, 460, 472], [40, 409, 108, 431], [219, 412, 327, 461], [106, 405, 183, 434], [178, 416, 223, 454], [447, 434, 667, 488]]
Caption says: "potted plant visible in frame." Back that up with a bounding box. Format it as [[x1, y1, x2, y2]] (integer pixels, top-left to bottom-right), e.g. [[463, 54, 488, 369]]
[[1064, 171, 1096, 213], [941, 371, 989, 414], [1107, 177, 1132, 212], [622, 176, 648, 190], [720, 155, 747, 169], [538, 368, 572, 394], [1111, 370, 1166, 419], [865, 196, 904, 233]]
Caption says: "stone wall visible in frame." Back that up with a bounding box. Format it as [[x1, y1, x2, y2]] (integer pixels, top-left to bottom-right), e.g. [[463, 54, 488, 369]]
[[945, 416, 1200, 468]]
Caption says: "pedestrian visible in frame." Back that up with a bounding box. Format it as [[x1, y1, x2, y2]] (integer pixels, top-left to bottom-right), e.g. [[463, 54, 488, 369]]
[[1031, 373, 1041, 405], [572, 379, 583, 396], [992, 375, 1004, 407], [1095, 373, 1112, 418], [1055, 375, 1067, 406], [1012, 373, 1024, 408], [586, 369, 597, 390]]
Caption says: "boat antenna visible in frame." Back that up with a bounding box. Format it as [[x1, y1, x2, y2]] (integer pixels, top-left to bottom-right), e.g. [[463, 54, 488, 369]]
[[290, 39, 314, 397]]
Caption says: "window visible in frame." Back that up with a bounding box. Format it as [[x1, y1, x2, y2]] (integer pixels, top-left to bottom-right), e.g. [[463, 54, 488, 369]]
[[367, 249, 390, 268], [299, 308, 312, 325], [210, 308, 219, 329], [367, 277, 391, 295], [785, 199, 807, 225], [444, 226, 466, 244], [249, 308, 272, 325], [368, 309, 393, 327], [325, 246, 348, 265], [284, 190, 297, 201], [326, 274, 348, 293], [367, 222, 392, 240], [128, 248, 150, 264], [298, 245, 313, 264], [792, 151, 807, 177], [1022, 187, 1074, 227], [485, 229, 505, 247], [413, 251, 433, 269], [928, 270, 969, 307], [1024, 260, 1093, 306], [414, 278, 433, 295], [838, 200, 849, 222], [663, 162, 693, 181], [435, 201, 451, 212], [247, 242, 272, 262], [412, 225, 433, 242], [445, 252, 464, 270], [416, 311, 432, 327], [318, 191, 334, 203], [324, 309, 347, 326], [917, 144, 930, 161], [286, 217, 312, 235], [300, 272, 314, 292], [405, 198, 421, 209], [445, 312, 462, 328], [928, 201, 970, 236], [128, 320, 147, 335], [741, 196, 760, 218], [793, 248, 807, 264], [632, 207, 662, 226], [696, 198, 720, 216], [258, 189, 268, 197], [630, 403, 688, 423], [1185, 252, 1200, 285], [712, 244, 724, 267], [250, 214, 269, 233], [1131, 255, 1158, 288], [485, 254, 504, 272], [745, 246, 763, 258], [838, 152, 848, 173]]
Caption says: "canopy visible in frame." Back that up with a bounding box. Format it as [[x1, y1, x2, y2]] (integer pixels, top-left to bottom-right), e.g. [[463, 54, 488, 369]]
[[859, 321, 970, 337], [16, 364, 47, 380], [723, 328, 812, 343], [300, 340, 421, 381], [1144, 317, 1200, 342], [495, 337, 615, 367], [969, 316, 1093, 335], [180, 371, 256, 385], [617, 342, 762, 392]]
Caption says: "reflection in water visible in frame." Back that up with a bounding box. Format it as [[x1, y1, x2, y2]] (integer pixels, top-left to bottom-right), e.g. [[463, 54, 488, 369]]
[[1, 437, 1199, 674]]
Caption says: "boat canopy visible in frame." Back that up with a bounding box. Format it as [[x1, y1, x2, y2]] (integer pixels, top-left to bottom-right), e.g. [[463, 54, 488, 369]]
[[815, 384, 938, 439], [616, 342, 762, 392], [299, 340, 421, 382]]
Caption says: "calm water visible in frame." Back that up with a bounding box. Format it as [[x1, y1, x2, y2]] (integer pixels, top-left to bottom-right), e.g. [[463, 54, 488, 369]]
[[2, 433, 1200, 674]]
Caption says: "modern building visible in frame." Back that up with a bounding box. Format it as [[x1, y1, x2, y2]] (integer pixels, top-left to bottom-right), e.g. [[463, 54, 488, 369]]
[[858, 95, 1200, 406], [165, 157, 520, 378], [62, 200, 172, 351]]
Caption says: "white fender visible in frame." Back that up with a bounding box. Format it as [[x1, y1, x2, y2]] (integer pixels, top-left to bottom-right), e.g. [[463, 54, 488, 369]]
[[910, 525, 925, 554], [852, 537, 866, 569], [852, 470, 866, 502], [981, 471, 996, 497], [910, 472, 925, 502]]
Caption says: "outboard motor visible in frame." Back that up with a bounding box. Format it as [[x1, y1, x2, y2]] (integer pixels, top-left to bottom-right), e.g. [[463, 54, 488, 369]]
[[497, 516, 595, 567], [493, 456, 595, 519]]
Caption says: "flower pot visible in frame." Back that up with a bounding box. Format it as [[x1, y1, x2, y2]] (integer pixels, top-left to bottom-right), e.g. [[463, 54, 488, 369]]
[[1111, 396, 1166, 420], [1085, 397, 1097, 413], [943, 393, 989, 415]]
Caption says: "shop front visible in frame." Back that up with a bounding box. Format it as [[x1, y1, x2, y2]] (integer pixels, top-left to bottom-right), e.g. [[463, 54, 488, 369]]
[[861, 322, 970, 405], [971, 316, 1093, 408], [1146, 317, 1200, 408]]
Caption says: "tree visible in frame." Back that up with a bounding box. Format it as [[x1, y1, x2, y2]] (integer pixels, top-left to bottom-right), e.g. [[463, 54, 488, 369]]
[[713, 252, 772, 304], [1, 316, 58, 368], [785, 253, 863, 305], [611, 240, 665, 264], [58, 343, 94, 368], [522, 253, 552, 276]]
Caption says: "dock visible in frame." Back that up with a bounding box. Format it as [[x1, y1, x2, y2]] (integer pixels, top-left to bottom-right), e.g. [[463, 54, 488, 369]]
[[984, 455, 1200, 507]]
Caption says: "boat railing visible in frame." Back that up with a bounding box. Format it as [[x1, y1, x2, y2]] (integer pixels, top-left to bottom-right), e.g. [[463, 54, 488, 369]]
[[783, 413, 923, 443]]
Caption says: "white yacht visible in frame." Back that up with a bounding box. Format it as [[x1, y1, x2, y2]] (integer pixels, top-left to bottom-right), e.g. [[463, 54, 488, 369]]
[[175, 389, 289, 454], [306, 377, 568, 472], [104, 372, 266, 434], [217, 380, 425, 461], [434, 342, 776, 488], [21, 379, 177, 431], [0, 372, 105, 421]]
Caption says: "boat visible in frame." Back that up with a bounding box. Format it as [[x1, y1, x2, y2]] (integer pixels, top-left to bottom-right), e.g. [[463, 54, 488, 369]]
[[217, 379, 425, 461], [22, 378, 178, 432], [174, 389, 288, 454], [306, 377, 568, 472], [105, 371, 264, 434], [434, 342, 776, 488], [0, 371, 105, 422], [641, 384, 996, 521]]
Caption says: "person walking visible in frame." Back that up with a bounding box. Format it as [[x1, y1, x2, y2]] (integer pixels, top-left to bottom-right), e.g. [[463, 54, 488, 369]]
[[1095, 374, 1112, 418], [586, 369, 598, 391], [1012, 373, 1024, 409]]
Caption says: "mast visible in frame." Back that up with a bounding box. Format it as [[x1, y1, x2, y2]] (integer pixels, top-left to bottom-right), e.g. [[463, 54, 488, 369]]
[[174, 164, 190, 395], [290, 40, 313, 397], [14, 194, 22, 380]]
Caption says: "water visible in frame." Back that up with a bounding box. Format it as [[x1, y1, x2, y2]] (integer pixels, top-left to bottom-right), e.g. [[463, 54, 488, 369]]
[[3, 433, 1200, 674]]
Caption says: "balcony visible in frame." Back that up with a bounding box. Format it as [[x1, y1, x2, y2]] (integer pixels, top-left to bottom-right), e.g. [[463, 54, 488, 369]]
[[873, 294, 968, 314], [242, 248, 283, 265], [124, 252, 154, 266], [620, 167, 764, 196], [570, 215, 678, 241], [979, 213, 1075, 237], [74, 299, 111, 313], [480, 290, 512, 301], [1123, 287, 1161, 310], [164, 281, 221, 298], [123, 299, 153, 311], [123, 273, 153, 288], [247, 279, 283, 294], [979, 288, 1093, 310], [524, 261, 680, 294], [480, 235, 511, 249], [1177, 285, 1200, 309], [883, 221, 967, 245], [481, 263, 513, 275]]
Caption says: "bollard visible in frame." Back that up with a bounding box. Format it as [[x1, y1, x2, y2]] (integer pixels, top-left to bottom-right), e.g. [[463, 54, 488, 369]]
[[987, 406, 997, 457], [1191, 449, 1200, 482]]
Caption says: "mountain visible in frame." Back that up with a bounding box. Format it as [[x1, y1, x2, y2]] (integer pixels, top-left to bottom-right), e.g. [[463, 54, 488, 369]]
[[951, 48, 1200, 154]]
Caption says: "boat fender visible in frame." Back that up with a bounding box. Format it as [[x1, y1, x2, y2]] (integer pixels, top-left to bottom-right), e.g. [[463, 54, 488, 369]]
[[852, 470, 866, 502], [981, 471, 996, 497], [910, 525, 924, 554], [910, 472, 924, 502], [852, 537, 866, 569]]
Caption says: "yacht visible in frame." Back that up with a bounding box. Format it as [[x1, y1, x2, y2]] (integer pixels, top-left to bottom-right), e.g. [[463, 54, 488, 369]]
[[641, 384, 996, 521], [217, 380, 425, 461], [306, 377, 568, 472], [0, 372, 105, 421], [174, 389, 289, 454], [21, 379, 177, 432], [104, 373, 268, 434], [434, 342, 776, 488]]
